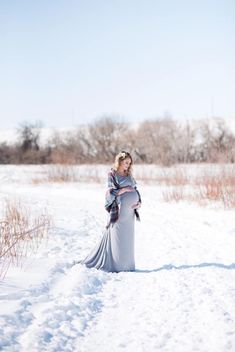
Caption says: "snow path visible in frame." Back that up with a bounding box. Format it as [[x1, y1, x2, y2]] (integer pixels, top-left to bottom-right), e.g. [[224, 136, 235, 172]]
[[0, 171, 235, 351], [78, 198, 235, 352]]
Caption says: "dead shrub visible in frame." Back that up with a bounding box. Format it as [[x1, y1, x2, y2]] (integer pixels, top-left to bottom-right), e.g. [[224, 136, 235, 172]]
[[31, 165, 104, 184], [197, 176, 224, 200], [135, 166, 188, 185], [162, 186, 184, 202], [220, 186, 235, 209], [0, 198, 52, 279], [193, 166, 235, 207], [160, 168, 189, 186], [44, 164, 77, 182], [160, 165, 235, 208], [31, 164, 77, 183]]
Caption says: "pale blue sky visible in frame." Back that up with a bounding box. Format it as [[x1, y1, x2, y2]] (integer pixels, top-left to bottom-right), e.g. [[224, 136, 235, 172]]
[[0, 0, 234, 128]]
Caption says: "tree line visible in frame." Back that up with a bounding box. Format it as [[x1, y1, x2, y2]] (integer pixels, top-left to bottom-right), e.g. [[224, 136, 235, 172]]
[[0, 116, 235, 165]]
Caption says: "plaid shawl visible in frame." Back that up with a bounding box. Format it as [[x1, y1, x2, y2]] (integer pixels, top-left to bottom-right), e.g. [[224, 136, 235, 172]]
[[105, 168, 141, 229]]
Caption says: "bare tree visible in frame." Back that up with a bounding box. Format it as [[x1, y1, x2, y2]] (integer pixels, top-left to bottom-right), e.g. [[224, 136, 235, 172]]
[[176, 120, 197, 163], [136, 117, 180, 165], [87, 115, 129, 162], [17, 120, 43, 152], [1, 116, 234, 165], [198, 117, 235, 162]]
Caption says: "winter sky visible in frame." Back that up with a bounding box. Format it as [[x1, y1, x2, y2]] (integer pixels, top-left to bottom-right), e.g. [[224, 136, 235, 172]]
[[0, 0, 234, 128]]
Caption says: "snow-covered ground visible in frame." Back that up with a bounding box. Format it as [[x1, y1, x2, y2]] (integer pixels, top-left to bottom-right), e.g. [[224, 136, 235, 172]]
[[0, 165, 235, 352]]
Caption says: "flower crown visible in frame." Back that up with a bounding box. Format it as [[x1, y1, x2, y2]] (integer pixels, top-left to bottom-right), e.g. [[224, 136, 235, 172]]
[[119, 151, 126, 158]]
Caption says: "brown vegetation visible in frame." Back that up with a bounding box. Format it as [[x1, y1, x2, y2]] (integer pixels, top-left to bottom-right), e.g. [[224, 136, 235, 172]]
[[31, 165, 104, 184], [0, 116, 235, 166], [0, 198, 52, 279], [160, 165, 235, 208]]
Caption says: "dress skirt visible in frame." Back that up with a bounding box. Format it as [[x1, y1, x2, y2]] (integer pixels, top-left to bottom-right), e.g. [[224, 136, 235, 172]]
[[77, 189, 139, 273]]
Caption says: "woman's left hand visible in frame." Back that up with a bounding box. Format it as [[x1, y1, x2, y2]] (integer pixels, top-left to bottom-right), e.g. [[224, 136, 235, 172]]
[[131, 201, 141, 209]]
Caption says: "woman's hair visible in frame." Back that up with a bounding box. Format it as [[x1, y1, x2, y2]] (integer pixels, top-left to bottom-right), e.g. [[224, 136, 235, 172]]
[[113, 151, 133, 176]]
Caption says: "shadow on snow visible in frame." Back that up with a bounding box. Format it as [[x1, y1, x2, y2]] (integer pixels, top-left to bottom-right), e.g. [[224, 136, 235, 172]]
[[134, 262, 235, 273]]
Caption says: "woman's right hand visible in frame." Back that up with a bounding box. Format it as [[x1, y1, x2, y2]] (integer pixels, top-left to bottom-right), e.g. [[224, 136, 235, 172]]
[[118, 186, 134, 195]]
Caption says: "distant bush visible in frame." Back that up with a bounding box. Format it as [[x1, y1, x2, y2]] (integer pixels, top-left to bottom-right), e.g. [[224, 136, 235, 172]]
[[0, 116, 235, 165]]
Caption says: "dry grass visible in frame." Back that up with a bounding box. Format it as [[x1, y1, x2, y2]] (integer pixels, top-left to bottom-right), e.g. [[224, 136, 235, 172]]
[[30, 163, 235, 208], [44, 164, 76, 182], [0, 198, 52, 279], [162, 186, 185, 202], [220, 187, 235, 209], [32, 164, 77, 183], [196, 176, 224, 200], [31, 165, 103, 184], [159, 165, 235, 209], [134, 166, 189, 186], [160, 168, 189, 186], [193, 167, 235, 208]]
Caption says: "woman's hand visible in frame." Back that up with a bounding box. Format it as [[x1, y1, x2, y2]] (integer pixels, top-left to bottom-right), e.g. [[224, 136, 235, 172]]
[[131, 201, 141, 209], [118, 186, 134, 196]]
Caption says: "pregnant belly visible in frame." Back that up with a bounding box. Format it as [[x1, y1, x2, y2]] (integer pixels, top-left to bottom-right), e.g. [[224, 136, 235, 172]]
[[120, 190, 139, 208]]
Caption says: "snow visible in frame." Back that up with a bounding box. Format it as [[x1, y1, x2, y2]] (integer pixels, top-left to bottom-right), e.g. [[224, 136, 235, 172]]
[[0, 165, 235, 352]]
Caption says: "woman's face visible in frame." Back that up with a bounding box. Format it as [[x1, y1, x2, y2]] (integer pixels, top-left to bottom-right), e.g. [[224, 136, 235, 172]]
[[119, 157, 132, 172]]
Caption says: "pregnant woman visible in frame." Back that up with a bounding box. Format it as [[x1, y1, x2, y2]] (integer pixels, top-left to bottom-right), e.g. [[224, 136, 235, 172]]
[[77, 151, 141, 273]]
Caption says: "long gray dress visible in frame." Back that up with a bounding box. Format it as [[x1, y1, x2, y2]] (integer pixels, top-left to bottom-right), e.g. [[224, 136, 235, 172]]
[[77, 173, 140, 273]]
